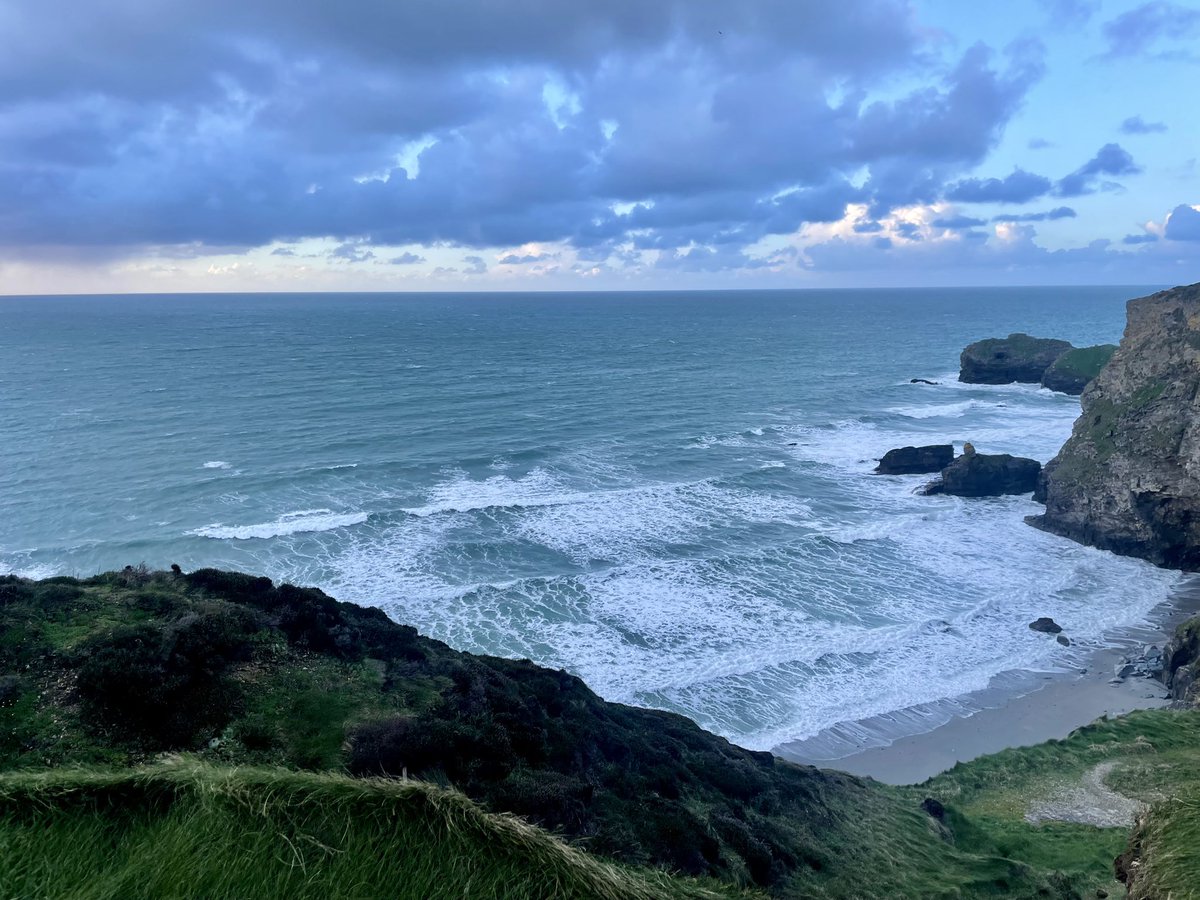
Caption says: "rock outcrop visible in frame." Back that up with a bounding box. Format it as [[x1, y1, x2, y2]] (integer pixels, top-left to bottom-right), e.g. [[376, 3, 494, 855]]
[[923, 450, 1041, 497], [1029, 282, 1200, 569], [874, 444, 954, 475], [1040, 344, 1118, 395], [1162, 615, 1200, 705], [960, 333, 1072, 385]]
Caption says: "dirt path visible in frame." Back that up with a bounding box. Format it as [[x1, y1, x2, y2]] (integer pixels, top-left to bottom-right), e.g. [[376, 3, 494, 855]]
[[1024, 761, 1145, 828]]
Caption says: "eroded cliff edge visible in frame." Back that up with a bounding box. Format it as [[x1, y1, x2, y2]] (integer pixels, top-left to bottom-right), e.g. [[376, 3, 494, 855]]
[[1029, 281, 1200, 569]]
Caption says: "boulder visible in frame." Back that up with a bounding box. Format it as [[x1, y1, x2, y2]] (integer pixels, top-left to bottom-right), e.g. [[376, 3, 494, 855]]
[[874, 444, 955, 475], [1029, 282, 1200, 569], [922, 452, 1041, 497], [959, 333, 1073, 385], [1040, 344, 1118, 395], [910, 378, 940, 385], [1029, 617, 1063, 634]]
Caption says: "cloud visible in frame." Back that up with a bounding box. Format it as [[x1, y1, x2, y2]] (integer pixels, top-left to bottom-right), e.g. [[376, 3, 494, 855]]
[[1164, 204, 1200, 241], [388, 251, 426, 265], [463, 255, 488, 275], [945, 169, 1052, 203], [1123, 233, 1158, 244], [1102, 1, 1200, 57], [1056, 143, 1141, 197], [1039, 0, 1101, 25], [991, 206, 1076, 222], [330, 243, 375, 262], [0, 0, 1048, 272], [1027, 138, 1054, 150], [270, 247, 297, 256], [931, 215, 987, 229], [1120, 115, 1168, 134]]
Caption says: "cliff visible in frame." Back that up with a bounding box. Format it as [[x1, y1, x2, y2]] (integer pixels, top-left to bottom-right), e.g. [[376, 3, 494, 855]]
[[1029, 282, 1200, 569]]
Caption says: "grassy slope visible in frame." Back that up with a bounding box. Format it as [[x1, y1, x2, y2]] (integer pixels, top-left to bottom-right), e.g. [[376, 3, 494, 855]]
[[918, 709, 1200, 898], [3, 568, 1199, 898], [0, 758, 744, 900]]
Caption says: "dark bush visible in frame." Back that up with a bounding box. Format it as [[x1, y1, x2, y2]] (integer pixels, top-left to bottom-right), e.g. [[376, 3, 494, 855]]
[[77, 605, 261, 747]]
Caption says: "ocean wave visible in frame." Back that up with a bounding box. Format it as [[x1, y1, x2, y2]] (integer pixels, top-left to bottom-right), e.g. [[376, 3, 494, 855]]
[[887, 399, 1006, 419], [188, 509, 369, 540], [202, 460, 232, 470]]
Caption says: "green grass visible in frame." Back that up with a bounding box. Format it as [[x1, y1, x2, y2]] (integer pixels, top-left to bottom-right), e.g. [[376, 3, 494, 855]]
[[5, 569, 1200, 899], [0, 758, 748, 900], [912, 709, 1200, 898], [1048, 344, 1117, 380], [1126, 785, 1200, 899]]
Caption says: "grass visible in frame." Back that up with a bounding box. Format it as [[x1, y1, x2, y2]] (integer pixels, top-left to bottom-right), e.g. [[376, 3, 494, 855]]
[[913, 709, 1200, 898], [5, 569, 1200, 898], [1048, 344, 1117, 380], [0, 757, 748, 900], [1125, 786, 1200, 899]]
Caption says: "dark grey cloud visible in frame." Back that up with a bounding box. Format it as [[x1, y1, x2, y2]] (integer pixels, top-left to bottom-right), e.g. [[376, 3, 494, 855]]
[[1056, 143, 1141, 197], [945, 169, 1052, 203], [463, 255, 488, 275], [1120, 115, 1168, 134], [1102, 2, 1200, 57], [1165, 204, 1200, 240], [0, 0, 1049, 269], [992, 206, 1076, 222]]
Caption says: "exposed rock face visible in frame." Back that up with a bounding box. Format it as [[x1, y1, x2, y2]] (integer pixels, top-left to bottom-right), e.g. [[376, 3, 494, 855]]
[[923, 452, 1041, 497], [1029, 282, 1200, 569], [1040, 344, 1118, 395], [1162, 615, 1200, 705], [1029, 617, 1062, 634], [960, 333, 1073, 385], [874, 444, 954, 475]]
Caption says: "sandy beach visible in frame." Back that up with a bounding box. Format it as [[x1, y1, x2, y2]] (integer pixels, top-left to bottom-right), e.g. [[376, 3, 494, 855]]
[[779, 577, 1200, 785]]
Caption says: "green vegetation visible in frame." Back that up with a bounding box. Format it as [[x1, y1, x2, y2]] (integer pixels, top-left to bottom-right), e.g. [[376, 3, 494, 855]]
[[0, 758, 740, 900], [1047, 344, 1117, 381], [3, 568, 1200, 898], [915, 709, 1200, 898], [1122, 785, 1200, 899]]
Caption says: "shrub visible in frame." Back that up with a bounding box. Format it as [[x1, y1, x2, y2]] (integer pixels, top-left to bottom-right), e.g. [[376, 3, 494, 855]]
[[77, 606, 261, 747]]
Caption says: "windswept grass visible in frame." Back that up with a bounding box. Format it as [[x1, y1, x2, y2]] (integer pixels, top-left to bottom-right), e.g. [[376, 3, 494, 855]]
[[0, 758, 747, 900], [1125, 786, 1200, 900]]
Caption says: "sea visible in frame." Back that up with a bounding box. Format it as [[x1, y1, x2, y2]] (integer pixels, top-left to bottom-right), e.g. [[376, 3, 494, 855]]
[[0, 287, 1182, 754]]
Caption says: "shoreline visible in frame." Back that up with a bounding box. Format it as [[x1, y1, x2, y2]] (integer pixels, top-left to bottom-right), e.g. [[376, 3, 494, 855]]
[[777, 576, 1200, 785]]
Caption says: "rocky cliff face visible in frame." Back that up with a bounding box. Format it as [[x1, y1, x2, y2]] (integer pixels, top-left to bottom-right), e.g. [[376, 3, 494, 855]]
[[1030, 282, 1200, 569]]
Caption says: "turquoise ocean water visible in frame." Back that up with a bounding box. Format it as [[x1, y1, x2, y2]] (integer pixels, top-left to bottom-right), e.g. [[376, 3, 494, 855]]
[[0, 288, 1180, 751]]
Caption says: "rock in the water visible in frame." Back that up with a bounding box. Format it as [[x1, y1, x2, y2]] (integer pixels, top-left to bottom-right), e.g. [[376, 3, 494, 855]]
[[922, 452, 1041, 497], [874, 444, 955, 475], [960, 333, 1073, 385], [1057, 634, 1071, 646], [910, 378, 940, 385], [1030, 617, 1063, 634], [1029, 282, 1200, 569], [1040, 344, 1118, 395]]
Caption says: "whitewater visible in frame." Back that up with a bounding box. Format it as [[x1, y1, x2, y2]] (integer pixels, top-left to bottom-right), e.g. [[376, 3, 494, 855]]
[[0, 287, 1180, 752]]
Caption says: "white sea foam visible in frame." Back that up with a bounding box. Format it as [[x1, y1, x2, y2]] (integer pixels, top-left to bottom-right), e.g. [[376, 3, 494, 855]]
[[188, 509, 369, 540], [887, 399, 1006, 419], [202, 460, 231, 469]]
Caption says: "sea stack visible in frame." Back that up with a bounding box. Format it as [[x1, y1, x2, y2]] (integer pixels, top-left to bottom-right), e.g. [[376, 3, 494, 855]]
[[959, 333, 1072, 385], [1030, 282, 1200, 569]]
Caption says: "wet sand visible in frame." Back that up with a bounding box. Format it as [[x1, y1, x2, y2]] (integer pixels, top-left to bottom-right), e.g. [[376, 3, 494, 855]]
[[778, 579, 1199, 786]]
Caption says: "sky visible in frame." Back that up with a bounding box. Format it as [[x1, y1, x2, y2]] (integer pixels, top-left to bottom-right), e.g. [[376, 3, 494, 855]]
[[0, 0, 1198, 293]]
